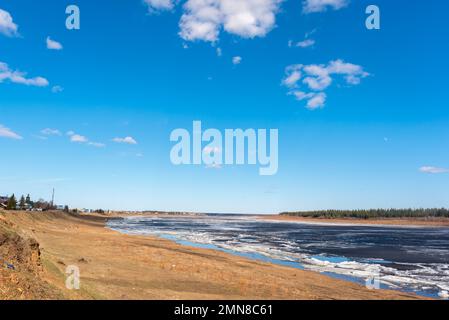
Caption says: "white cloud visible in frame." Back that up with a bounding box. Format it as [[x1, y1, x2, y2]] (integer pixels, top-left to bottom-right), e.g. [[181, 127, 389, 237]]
[[112, 136, 138, 145], [41, 128, 61, 136], [296, 39, 315, 48], [306, 92, 326, 109], [51, 85, 64, 93], [282, 65, 302, 88], [179, 0, 282, 42], [282, 59, 369, 109], [216, 47, 222, 56], [303, 0, 349, 14], [0, 124, 22, 140], [419, 166, 449, 174], [66, 131, 106, 147], [289, 30, 316, 48], [0, 8, 18, 37], [0, 61, 49, 87], [46, 36, 63, 50], [290, 91, 326, 110], [70, 134, 88, 143], [289, 39, 315, 48], [232, 56, 242, 65], [302, 64, 332, 91], [144, 0, 175, 12], [327, 59, 368, 77]]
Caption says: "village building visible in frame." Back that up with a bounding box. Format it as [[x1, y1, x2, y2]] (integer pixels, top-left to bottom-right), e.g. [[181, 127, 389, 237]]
[[0, 196, 9, 209]]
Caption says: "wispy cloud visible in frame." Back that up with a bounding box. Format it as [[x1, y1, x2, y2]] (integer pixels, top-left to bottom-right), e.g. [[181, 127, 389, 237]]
[[51, 85, 64, 93], [0, 124, 22, 140], [67, 131, 88, 143], [419, 166, 449, 174], [66, 131, 106, 147], [289, 39, 315, 48], [303, 0, 349, 14], [289, 29, 316, 49], [144, 0, 175, 12], [46, 36, 63, 50], [88, 142, 106, 148], [41, 128, 62, 136], [0, 61, 49, 87], [282, 59, 369, 109], [70, 134, 88, 143], [112, 136, 138, 145], [0, 8, 19, 37]]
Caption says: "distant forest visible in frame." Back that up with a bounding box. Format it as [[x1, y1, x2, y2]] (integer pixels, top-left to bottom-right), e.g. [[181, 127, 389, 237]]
[[280, 208, 449, 219]]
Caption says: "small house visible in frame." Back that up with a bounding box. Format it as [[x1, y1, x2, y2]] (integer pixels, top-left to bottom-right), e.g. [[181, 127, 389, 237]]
[[0, 196, 9, 209]]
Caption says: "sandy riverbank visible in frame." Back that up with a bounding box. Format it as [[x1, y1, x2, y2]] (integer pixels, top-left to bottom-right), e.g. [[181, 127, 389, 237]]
[[259, 215, 449, 227], [1, 210, 422, 300]]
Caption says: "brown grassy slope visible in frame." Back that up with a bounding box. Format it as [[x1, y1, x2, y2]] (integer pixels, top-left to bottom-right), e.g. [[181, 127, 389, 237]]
[[0, 210, 423, 300]]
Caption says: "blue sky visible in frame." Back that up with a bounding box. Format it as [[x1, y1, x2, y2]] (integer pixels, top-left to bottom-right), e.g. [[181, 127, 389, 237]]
[[1, 0, 448, 213]]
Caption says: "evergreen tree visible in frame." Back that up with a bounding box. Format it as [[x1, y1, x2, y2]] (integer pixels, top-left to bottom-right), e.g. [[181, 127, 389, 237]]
[[25, 194, 31, 205], [6, 194, 17, 210], [280, 208, 449, 219], [19, 195, 26, 210]]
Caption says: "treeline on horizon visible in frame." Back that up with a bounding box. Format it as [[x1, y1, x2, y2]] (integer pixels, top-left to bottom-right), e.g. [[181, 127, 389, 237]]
[[279, 208, 449, 219]]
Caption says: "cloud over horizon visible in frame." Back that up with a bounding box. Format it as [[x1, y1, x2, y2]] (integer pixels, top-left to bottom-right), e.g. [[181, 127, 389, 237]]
[[112, 136, 138, 145], [420, 166, 449, 174], [41, 128, 62, 136]]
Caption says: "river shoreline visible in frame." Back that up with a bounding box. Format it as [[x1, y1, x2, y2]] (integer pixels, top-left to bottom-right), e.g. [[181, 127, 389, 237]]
[[258, 215, 449, 227]]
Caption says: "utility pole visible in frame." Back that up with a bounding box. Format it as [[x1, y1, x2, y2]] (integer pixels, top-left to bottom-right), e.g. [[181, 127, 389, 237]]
[[51, 188, 55, 208]]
